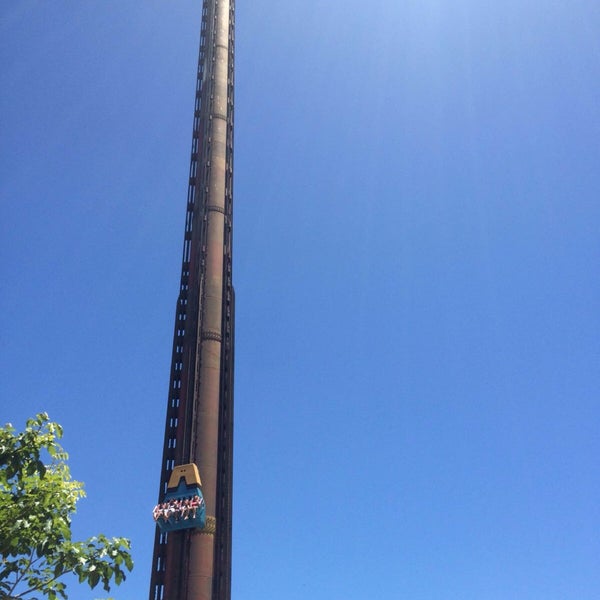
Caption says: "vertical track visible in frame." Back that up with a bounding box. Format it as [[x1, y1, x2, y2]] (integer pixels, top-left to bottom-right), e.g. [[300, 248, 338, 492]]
[[149, 1, 234, 599], [213, 5, 235, 597]]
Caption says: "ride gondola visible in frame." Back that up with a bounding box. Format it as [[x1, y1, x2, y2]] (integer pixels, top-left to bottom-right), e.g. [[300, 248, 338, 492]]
[[152, 463, 206, 532]]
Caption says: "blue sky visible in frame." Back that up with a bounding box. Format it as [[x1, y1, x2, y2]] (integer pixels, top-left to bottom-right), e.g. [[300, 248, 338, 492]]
[[2, 1, 600, 598]]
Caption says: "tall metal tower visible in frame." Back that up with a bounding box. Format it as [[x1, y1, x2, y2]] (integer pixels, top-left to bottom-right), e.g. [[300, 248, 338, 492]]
[[149, 1, 235, 599]]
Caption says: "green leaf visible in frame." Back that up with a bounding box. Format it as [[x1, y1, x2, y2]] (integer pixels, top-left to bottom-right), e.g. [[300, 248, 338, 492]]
[[90, 570, 100, 589], [124, 554, 134, 571]]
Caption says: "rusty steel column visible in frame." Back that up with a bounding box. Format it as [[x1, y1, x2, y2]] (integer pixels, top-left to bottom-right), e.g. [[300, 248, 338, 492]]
[[149, 0, 234, 599], [187, 0, 231, 598]]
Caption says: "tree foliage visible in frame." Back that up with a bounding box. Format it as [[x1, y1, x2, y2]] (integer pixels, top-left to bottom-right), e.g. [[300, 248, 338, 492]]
[[0, 414, 133, 599]]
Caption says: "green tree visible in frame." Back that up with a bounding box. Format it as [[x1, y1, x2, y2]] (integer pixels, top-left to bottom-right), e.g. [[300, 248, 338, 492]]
[[0, 413, 133, 599]]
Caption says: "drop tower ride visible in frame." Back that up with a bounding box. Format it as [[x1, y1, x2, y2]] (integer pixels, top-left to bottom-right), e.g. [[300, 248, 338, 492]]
[[149, 1, 235, 599]]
